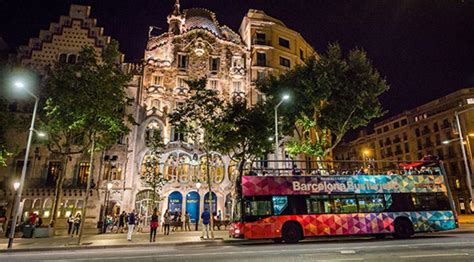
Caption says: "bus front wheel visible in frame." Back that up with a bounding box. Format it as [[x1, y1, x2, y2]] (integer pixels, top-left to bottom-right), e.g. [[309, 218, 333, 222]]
[[393, 218, 414, 239], [282, 222, 302, 244]]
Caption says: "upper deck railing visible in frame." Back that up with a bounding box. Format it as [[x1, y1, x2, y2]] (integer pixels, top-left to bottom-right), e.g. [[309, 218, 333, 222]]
[[244, 159, 444, 177]]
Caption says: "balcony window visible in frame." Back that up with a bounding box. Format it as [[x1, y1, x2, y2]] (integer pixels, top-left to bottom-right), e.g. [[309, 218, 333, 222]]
[[209, 80, 218, 92], [256, 52, 266, 66], [415, 128, 421, 137], [278, 37, 290, 48], [210, 57, 220, 72], [300, 49, 304, 60], [178, 54, 188, 69], [152, 75, 163, 86], [255, 33, 266, 45], [78, 162, 90, 187], [279, 56, 291, 68]]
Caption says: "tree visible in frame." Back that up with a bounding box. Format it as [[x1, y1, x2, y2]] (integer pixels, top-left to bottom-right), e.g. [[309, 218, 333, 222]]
[[168, 78, 225, 239], [216, 99, 274, 179], [140, 130, 166, 206], [258, 43, 389, 160], [40, 40, 133, 234]]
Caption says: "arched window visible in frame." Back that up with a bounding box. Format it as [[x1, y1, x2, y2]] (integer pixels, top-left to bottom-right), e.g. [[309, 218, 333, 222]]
[[58, 53, 67, 63], [67, 54, 77, 64]]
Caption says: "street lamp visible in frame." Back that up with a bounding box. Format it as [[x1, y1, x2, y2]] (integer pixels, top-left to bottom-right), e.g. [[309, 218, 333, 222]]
[[455, 107, 474, 211], [8, 80, 39, 249], [102, 182, 113, 233], [274, 94, 290, 171], [195, 182, 201, 231]]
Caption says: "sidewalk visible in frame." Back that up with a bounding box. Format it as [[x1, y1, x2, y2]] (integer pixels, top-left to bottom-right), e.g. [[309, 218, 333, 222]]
[[0, 229, 237, 252], [458, 214, 474, 224]]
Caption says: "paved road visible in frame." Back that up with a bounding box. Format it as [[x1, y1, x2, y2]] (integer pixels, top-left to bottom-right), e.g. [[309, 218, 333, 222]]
[[2, 228, 474, 262]]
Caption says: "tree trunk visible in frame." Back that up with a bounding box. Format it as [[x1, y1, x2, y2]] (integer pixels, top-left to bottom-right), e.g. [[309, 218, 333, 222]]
[[49, 155, 69, 229], [77, 138, 95, 244], [206, 151, 215, 239]]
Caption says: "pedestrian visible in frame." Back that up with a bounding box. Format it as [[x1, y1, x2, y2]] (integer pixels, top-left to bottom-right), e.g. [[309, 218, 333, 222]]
[[172, 211, 181, 231], [117, 211, 125, 233], [292, 164, 302, 176], [67, 214, 74, 235], [150, 208, 159, 242], [200, 207, 210, 239], [127, 210, 136, 241], [71, 213, 81, 237], [163, 209, 171, 235], [184, 212, 191, 231], [217, 210, 222, 221]]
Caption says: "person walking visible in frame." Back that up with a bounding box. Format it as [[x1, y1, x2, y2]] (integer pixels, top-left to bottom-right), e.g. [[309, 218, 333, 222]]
[[163, 209, 171, 235], [71, 213, 81, 237], [184, 212, 191, 231], [117, 211, 126, 233], [127, 210, 136, 241], [67, 214, 74, 235], [200, 208, 210, 239], [150, 208, 159, 242]]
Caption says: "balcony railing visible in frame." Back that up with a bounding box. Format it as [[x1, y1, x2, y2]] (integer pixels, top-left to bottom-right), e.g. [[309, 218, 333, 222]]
[[253, 39, 272, 46]]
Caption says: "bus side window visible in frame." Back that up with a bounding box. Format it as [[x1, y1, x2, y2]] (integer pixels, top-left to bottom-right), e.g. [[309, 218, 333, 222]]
[[357, 194, 385, 213], [288, 195, 308, 215], [387, 193, 415, 212], [412, 193, 437, 211], [306, 195, 332, 214], [436, 193, 450, 211], [333, 195, 357, 213]]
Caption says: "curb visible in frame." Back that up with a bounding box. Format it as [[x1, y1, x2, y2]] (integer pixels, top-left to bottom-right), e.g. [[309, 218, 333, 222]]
[[0, 238, 246, 253]]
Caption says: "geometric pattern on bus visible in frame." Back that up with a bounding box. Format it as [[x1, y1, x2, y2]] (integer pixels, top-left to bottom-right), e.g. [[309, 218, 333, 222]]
[[243, 211, 456, 239], [242, 175, 446, 196]]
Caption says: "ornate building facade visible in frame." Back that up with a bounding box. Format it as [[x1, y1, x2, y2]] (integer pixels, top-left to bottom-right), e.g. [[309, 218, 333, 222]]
[[0, 2, 315, 229]]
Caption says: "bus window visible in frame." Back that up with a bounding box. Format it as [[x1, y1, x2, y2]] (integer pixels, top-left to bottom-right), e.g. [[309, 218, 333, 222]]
[[306, 195, 332, 214], [272, 196, 288, 215], [412, 193, 438, 211], [386, 193, 415, 212], [357, 194, 385, 213], [436, 193, 451, 211], [333, 195, 357, 213], [245, 199, 272, 216]]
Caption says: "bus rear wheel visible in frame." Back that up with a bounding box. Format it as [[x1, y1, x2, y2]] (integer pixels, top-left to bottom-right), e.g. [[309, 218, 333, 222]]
[[394, 218, 414, 239], [282, 222, 302, 244]]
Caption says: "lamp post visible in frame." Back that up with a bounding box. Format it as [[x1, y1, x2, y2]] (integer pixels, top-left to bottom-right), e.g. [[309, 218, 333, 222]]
[[8, 81, 39, 249], [274, 94, 289, 172], [102, 182, 113, 233], [195, 182, 201, 231], [455, 107, 474, 211]]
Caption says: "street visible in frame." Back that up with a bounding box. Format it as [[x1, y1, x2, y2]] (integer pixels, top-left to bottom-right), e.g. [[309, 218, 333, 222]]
[[2, 225, 474, 262]]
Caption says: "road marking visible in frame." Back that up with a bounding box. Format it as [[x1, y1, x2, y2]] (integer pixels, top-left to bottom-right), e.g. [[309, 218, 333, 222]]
[[340, 250, 357, 254], [399, 253, 470, 259], [317, 259, 364, 261]]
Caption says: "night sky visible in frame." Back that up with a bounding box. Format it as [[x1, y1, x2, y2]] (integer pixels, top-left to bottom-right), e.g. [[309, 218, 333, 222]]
[[1, 0, 474, 120]]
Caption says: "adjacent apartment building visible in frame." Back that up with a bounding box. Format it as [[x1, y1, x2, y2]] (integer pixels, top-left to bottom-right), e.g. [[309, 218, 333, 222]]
[[335, 88, 474, 213]]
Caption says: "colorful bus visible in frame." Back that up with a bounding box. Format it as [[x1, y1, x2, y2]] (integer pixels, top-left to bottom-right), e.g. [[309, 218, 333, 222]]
[[229, 161, 457, 243]]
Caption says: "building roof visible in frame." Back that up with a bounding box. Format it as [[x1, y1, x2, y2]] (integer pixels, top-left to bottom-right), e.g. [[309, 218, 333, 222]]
[[183, 8, 222, 37]]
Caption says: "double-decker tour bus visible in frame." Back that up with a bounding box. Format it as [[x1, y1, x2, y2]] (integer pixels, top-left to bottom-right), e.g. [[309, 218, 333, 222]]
[[229, 160, 457, 243]]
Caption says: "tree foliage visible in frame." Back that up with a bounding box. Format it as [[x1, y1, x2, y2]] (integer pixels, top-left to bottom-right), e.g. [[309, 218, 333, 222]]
[[41, 40, 134, 226], [140, 130, 166, 204], [258, 43, 389, 158]]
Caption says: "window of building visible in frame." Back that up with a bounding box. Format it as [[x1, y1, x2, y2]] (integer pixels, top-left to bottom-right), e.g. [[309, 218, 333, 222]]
[[67, 54, 77, 64], [171, 126, 186, 142], [435, 134, 441, 145], [279, 56, 291, 68], [442, 119, 451, 128], [433, 122, 439, 132], [232, 56, 244, 68], [403, 132, 408, 141], [256, 52, 266, 66], [178, 54, 188, 69], [383, 126, 389, 132], [376, 129, 382, 134], [379, 140, 384, 147], [177, 78, 186, 88], [255, 32, 266, 45], [401, 119, 408, 126], [415, 128, 420, 137], [210, 57, 220, 72], [78, 162, 90, 186], [46, 161, 61, 186], [393, 122, 400, 129], [233, 81, 242, 93], [257, 71, 266, 81], [152, 75, 163, 86], [278, 37, 290, 48], [417, 139, 422, 150], [59, 53, 67, 63], [209, 79, 218, 91], [404, 143, 410, 153], [300, 49, 304, 60]]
